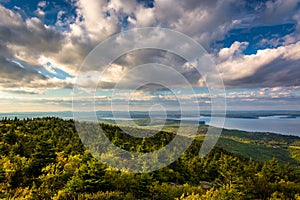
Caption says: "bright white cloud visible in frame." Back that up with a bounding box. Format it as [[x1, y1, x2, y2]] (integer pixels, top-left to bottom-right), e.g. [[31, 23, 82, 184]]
[[215, 41, 300, 86]]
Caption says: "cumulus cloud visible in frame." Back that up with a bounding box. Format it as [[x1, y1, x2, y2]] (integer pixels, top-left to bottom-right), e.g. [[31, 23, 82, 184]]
[[0, 6, 64, 57], [0, 0, 299, 111], [215, 41, 300, 88], [127, 0, 245, 49]]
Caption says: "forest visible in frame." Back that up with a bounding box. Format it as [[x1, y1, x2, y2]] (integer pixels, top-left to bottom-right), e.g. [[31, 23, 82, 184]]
[[0, 117, 300, 199]]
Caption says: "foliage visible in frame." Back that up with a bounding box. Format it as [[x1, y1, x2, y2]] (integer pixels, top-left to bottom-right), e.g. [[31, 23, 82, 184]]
[[0, 117, 299, 199]]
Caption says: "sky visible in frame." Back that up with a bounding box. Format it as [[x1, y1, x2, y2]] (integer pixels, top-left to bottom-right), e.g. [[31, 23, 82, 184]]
[[0, 0, 300, 112]]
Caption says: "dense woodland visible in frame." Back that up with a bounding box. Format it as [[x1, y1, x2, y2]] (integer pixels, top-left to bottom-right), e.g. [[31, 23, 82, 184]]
[[0, 117, 300, 199]]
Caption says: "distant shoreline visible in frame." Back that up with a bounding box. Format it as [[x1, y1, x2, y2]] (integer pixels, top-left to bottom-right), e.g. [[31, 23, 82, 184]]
[[1, 111, 300, 137]]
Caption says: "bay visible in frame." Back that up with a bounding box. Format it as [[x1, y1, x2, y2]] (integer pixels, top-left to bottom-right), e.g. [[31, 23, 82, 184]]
[[0, 111, 299, 136]]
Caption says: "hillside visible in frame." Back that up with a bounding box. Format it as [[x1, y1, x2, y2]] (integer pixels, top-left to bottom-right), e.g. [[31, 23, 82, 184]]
[[0, 117, 299, 199]]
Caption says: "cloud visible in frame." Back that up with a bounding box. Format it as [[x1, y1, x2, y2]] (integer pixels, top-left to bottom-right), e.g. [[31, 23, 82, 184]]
[[257, 0, 299, 25], [283, 9, 300, 45], [37, 1, 47, 8], [0, 77, 75, 95], [128, 0, 244, 49], [218, 41, 249, 62], [0, 0, 299, 113], [0, 55, 74, 94], [215, 41, 300, 88], [227, 87, 300, 99], [224, 87, 300, 110], [0, 56, 46, 83], [0, 4, 78, 93], [0, 7, 64, 55]]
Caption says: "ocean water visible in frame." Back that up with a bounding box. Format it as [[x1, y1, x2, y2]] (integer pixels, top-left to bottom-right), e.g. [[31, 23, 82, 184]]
[[0, 111, 299, 137], [198, 116, 300, 136]]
